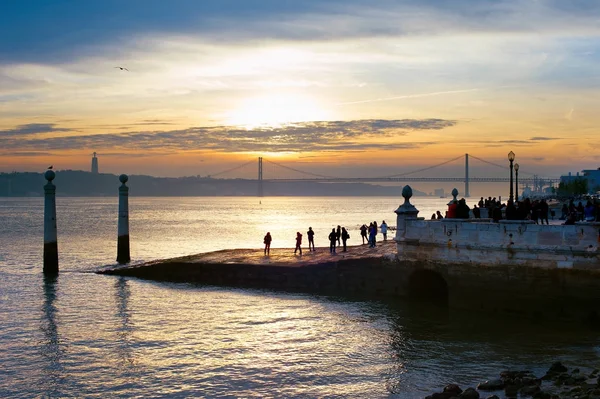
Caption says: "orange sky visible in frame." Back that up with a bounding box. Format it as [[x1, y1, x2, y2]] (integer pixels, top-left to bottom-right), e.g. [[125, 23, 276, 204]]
[[1, 1, 599, 179]]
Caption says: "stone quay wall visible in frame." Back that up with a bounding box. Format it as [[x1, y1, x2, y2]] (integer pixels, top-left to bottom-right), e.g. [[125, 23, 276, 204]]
[[392, 185, 600, 324], [398, 219, 600, 269]]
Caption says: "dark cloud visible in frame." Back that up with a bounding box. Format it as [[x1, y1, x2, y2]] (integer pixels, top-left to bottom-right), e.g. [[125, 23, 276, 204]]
[[531, 157, 545, 161], [2, 0, 599, 63], [529, 137, 559, 141], [0, 123, 73, 137], [10, 151, 56, 156], [0, 118, 453, 153]]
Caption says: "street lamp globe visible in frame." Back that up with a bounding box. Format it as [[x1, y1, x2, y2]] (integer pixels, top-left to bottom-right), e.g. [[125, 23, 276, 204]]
[[514, 163, 519, 172], [508, 151, 515, 162]]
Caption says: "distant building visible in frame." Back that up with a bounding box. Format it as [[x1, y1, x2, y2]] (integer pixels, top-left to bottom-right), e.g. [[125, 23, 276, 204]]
[[582, 168, 600, 193], [560, 169, 600, 194], [91, 152, 99, 174]]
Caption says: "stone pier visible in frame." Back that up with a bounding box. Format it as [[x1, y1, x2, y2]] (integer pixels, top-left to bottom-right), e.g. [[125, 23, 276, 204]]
[[99, 186, 600, 325]]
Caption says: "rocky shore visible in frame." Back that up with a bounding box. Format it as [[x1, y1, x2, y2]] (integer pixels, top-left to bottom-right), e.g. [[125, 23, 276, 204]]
[[426, 362, 600, 399]]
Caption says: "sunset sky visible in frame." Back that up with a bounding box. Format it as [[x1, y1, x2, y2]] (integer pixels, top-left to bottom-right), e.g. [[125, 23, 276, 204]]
[[1, 0, 599, 180]]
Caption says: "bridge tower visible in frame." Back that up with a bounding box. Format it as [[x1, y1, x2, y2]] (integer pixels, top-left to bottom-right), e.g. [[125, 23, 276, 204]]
[[464, 153, 470, 197], [258, 157, 263, 197]]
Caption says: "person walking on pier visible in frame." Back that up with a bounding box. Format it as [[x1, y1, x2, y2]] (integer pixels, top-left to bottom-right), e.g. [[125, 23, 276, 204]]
[[329, 228, 337, 254], [336, 225, 342, 246], [380, 220, 388, 241], [360, 224, 368, 244], [341, 227, 350, 252], [307, 227, 315, 251], [294, 232, 303, 255], [263, 232, 272, 256]]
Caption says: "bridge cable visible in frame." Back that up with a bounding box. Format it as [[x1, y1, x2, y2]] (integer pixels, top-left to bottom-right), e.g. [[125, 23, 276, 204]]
[[263, 159, 340, 179], [377, 155, 464, 178], [210, 160, 256, 178], [469, 154, 542, 178]]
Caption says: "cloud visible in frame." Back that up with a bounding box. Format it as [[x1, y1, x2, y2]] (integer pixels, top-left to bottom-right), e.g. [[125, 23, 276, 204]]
[[0, 123, 73, 136], [337, 88, 482, 105], [2, 0, 600, 63], [0, 118, 454, 153], [529, 137, 559, 141]]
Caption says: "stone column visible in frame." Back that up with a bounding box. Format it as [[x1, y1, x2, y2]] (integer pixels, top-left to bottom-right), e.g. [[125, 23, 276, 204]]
[[116, 174, 131, 264], [395, 185, 420, 243], [43, 170, 59, 274]]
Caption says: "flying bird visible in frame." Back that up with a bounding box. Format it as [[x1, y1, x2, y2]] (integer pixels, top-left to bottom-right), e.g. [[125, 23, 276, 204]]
[[114, 66, 129, 71]]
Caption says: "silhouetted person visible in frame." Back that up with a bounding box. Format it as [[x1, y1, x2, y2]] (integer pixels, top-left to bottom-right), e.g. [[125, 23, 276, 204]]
[[380, 220, 388, 240], [540, 199, 549, 225], [577, 202, 584, 221], [368, 223, 376, 248], [328, 228, 337, 254], [561, 203, 569, 220], [456, 198, 470, 219], [436, 211, 444, 220], [372, 221, 378, 246], [563, 212, 577, 225], [431, 213, 437, 220], [294, 232, 303, 255], [307, 227, 315, 251], [473, 204, 480, 218], [263, 232, 272, 256], [341, 227, 350, 252], [505, 200, 518, 220], [336, 225, 341, 245], [360, 224, 368, 244], [447, 201, 458, 218], [492, 205, 503, 223]]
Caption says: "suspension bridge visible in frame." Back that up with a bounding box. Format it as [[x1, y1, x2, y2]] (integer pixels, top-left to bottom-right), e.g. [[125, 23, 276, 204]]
[[206, 154, 561, 197]]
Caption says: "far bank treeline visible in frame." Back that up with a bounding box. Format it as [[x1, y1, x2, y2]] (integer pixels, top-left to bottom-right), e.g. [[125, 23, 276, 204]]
[[0, 171, 427, 197]]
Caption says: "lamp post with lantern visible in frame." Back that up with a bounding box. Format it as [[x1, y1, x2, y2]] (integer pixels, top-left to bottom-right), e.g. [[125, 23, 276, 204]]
[[508, 151, 515, 202], [514, 162, 519, 201]]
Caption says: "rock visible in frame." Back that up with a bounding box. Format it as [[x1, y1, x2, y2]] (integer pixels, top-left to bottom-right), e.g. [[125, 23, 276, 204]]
[[532, 392, 555, 399], [444, 384, 463, 396], [425, 393, 456, 399], [459, 387, 479, 399], [477, 379, 504, 391], [519, 384, 541, 397], [504, 385, 519, 398], [547, 362, 568, 374]]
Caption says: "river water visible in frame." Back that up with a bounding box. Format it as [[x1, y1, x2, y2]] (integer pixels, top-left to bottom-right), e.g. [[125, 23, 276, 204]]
[[0, 196, 598, 398]]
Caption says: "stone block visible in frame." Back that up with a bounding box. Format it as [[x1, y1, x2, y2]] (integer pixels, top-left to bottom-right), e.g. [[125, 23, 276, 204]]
[[538, 231, 563, 246], [557, 261, 574, 269]]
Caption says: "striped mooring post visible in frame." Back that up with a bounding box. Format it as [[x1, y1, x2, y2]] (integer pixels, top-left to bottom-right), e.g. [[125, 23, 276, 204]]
[[116, 174, 131, 264], [43, 170, 59, 274]]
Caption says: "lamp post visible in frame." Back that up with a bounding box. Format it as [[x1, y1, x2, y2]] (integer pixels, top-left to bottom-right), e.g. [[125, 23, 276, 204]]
[[514, 163, 519, 201], [508, 151, 515, 202]]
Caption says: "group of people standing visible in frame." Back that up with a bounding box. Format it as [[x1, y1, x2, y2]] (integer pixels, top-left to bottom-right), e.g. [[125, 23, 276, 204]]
[[262, 220, 389, 256], [562, 199, 600, 224], [359, 221, 388, 248]]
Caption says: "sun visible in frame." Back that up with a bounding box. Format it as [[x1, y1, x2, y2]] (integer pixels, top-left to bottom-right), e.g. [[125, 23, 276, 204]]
[[225, 93, 332, 128]]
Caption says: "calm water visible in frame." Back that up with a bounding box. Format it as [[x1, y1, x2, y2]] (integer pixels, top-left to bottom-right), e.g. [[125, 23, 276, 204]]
[[0, 196, 598, 398]]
